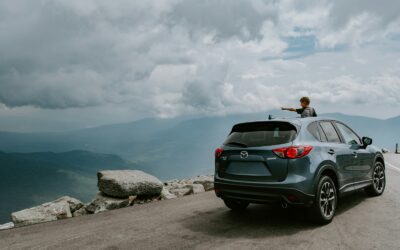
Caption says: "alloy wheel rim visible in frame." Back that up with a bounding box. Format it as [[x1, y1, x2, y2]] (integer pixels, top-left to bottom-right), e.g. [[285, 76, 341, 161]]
[[373, 164, 385, 193], [319, 181, 336, 218]]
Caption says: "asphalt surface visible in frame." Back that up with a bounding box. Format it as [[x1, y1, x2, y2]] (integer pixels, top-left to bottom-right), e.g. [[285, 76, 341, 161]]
[[1, 154, 400, 250]]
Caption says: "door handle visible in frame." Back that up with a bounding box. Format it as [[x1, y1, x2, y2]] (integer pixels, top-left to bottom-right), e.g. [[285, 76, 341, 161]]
[[328, 149, 335, 155]]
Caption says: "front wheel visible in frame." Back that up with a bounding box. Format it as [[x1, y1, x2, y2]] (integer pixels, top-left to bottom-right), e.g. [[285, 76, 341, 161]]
[[365, 162, 385, 196], [223, 199, 249, 211], [309, 175, 338, 224]]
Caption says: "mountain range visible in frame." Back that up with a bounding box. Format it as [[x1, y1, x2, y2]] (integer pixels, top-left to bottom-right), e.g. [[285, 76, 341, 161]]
[[1, 112, 399, 178]]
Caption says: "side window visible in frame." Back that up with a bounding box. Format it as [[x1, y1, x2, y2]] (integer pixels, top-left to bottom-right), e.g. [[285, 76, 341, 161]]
[[319, 121, 341, 143], [335, 122, 361, 145], [317, 124, 328, 142], [307, 122, 321, 141]]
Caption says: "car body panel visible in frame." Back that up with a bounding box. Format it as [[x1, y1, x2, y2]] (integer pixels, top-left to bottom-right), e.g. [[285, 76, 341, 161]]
[[218, 144, 292, 182]]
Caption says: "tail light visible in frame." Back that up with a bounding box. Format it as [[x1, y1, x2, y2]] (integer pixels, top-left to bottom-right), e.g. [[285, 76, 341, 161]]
[[215, 148, 224, 158], [273, 146, 313, 159]]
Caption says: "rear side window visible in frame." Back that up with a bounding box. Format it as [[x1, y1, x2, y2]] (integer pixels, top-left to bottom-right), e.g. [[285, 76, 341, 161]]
[[317, 124, 327, 142], [224, 122, 297, 147], [307, 122, 321, 141], [308, 122, 328, 142], [319, 121, 341, 143]]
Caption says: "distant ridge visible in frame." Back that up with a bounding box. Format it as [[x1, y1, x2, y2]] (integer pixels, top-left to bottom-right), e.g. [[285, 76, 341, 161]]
[[0, 111, 398, 178]]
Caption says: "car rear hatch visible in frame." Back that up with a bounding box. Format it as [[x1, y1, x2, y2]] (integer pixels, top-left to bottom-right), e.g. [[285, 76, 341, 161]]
[[217, 121, 298, 182]]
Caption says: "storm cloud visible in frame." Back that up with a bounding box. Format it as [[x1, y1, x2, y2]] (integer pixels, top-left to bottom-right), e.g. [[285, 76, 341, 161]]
[[0, 0, 399, 130]]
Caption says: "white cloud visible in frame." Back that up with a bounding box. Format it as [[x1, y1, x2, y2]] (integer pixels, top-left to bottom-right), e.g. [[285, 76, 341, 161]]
[[318, 12, 381, 48], [0, 0, 399, 131]]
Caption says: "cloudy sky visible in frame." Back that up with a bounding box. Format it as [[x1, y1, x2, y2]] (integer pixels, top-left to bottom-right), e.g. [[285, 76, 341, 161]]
[[0, 0, 399, 132]]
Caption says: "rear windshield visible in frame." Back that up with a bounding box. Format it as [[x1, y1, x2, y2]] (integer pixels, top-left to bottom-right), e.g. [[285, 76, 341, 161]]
[[224, 122, 297, 147]]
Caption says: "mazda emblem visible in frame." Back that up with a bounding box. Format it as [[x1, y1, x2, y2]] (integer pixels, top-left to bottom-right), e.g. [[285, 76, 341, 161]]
[[240, 151, 249, 159]]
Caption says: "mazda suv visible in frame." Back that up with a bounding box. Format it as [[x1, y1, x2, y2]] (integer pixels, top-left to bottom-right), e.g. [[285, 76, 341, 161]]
[[214, 117, 385, 224]]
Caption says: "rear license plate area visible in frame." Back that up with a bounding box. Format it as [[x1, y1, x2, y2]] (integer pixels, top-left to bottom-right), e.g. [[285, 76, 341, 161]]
[[226, 162, 271, 176]]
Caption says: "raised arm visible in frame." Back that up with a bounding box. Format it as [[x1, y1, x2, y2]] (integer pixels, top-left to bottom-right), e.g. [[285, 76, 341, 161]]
[[281, 107, 297, 112]]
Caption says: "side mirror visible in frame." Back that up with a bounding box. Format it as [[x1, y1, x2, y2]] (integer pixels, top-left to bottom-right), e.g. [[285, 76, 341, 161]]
[[362, 137, 373, 147]]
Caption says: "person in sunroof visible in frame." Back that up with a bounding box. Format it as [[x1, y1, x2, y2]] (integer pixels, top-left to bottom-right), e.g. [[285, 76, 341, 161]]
[[281, 96, 317, 118]]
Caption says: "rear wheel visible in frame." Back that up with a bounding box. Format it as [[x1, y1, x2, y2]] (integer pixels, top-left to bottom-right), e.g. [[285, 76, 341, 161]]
[[223, 199, 249, 211], [365, 162, 385, 196], [309, 175, 337, 224]]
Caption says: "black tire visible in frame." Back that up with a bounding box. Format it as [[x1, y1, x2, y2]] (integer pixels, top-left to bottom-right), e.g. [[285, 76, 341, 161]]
[[223, 199, 249, 211], [309, 175, 338, 224], [365, 162, 386, 196]]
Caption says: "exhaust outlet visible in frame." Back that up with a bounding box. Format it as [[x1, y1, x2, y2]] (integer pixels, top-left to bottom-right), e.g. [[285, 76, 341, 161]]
[[281, 201, 288, 209]]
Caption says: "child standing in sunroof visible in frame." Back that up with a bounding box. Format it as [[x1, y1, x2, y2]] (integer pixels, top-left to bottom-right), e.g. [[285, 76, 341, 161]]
[[281, 97, 317, 118]]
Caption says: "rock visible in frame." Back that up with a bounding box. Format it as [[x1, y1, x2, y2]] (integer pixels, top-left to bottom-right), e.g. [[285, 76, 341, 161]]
[[193, 175, 214, 191], [98, 170, 163, 198], [128, 195, 137, 204], [85, 193, 134, 214], [11, 196, 82, 227], [53, 196, 84, 213], [11, 199, 73, 227], [0, 222, 14, 230], [202, 182, 214, 191], [192, 184, 205, 194], [164, 182, 181, 189], [160, 187, 177, 200], [169, 185, 192, 197], [181, 179, 194, 184], [72, 207, 88, 217], [164, 179, 179, 185]]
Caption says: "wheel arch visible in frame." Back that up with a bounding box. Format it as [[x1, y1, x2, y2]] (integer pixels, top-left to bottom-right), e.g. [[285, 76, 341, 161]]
[[374, 154, 385, 168], [314, 162, 340, 194]]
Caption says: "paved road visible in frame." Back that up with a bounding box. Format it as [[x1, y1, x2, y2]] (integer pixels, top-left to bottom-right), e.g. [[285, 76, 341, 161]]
[[1, 154, 400, 250]]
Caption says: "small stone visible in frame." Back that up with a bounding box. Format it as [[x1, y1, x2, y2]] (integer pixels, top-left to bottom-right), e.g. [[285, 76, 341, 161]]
[[193, 176, 214, 191], [169, 185, 192, 197], [85, 193, 133, 214], [160, 187, 177, 200], [192, 184, 205, 194], [72, 207, 88, 217], [53, 196, 84, 213], [0, 222, 14, 230], [128, 195, 137, 205]]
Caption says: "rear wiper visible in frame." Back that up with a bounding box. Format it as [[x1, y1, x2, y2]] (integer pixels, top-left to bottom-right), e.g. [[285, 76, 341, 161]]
[[225, 141, 248, 148]]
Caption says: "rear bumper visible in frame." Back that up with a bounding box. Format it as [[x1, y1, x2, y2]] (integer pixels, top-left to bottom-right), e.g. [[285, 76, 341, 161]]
[[214, 178, 315, 206]]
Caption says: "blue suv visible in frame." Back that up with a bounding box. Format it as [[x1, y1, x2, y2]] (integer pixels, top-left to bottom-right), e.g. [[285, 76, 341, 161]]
[[214, 117, 385, 224]]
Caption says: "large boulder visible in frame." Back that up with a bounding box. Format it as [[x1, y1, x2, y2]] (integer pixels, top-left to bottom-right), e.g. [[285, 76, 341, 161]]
[[11, 196, 83, 227], [98, 170, 163, 198], [85, 193, 135, 214]]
